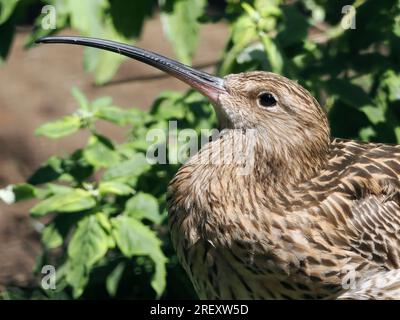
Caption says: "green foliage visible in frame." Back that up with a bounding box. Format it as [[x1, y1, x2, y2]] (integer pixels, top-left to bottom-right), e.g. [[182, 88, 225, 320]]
[[0, 0, 203, 83], [1, 86, 211, 299], [1, 0, 400, 300], [220, 0, 400, 143]]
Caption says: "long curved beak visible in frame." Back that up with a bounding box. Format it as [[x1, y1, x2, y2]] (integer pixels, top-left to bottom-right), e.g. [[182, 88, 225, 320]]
[[35, 36, 226, 104]]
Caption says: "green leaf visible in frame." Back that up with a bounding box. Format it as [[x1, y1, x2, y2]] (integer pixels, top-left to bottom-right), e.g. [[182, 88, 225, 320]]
[[123, 192, 162, 224], [47, 184, 75, 195], [0, 183, 38, 204], [359, 126, 376, 141], [260, 33, 283, 73], [160, 0, 206, 64], [106, 262, 125, 297], [109, 0, 155, 38], [67, 0, 107, 35], [28, 156, 63, 185], [360, 105, 385, 125], [42, 223, 63, 249], [66, 0, 128, 84], [30, 189, 96, 217], [151, 93, 187, 120], [92, 96, 113, 108], [83, 135, 119, 168], [326, 79, 371, 107], [94, 106, 131, 125], [67, 214, 109, 298], [277, 5, 309, 47], [35, 116, 81, 139], [0, 10, 16, 63], [99, 182, 134, 196], [111, 216, 167, 297], [103, 153, 151, 184], [0, 0, 18, 25], [95, 212, 112, 233], [219, 15, 257, 74], [84, 38, 125, 85], [72, 87, 90, 110], [382, 70, 400, 102], [68, 214, 109, 267], [66, 263, 88, 299], [2, 183, 38, 204]]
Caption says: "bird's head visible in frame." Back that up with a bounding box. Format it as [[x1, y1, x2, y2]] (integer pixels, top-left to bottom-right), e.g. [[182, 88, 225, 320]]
[[36, 37, 331, 178]]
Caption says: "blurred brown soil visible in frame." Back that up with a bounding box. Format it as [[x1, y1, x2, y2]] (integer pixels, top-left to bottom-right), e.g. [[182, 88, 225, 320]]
[[0, 15, 228, 291]]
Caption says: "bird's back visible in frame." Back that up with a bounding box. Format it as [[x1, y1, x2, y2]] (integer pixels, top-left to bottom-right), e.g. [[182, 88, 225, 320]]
[[294, 138, 400, 299]]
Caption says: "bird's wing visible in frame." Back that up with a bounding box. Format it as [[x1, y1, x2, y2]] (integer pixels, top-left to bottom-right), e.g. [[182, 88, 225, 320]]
[[337, 269, 400, 299], [345, 192, 400, 269], [321, 139, 400, 270]]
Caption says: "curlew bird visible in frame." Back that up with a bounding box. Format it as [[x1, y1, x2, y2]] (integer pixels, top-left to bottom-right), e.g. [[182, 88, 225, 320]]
[[36, 36, 400, 300]]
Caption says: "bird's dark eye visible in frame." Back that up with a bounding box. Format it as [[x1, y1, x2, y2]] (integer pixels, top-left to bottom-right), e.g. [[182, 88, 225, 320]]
[[258, 92, 276, 107]]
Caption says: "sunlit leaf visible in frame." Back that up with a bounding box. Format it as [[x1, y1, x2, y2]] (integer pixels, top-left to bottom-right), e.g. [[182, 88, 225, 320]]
[[0, 0, 19, 25], [99, 181, 134, 196], [102, 153, 151, 184], [123, 192, 162, 224], [35, 116, 81, 139], [42, 223, 63, 249], [94, 106, 131, 125], [30, 189, 96, 216], [83, 134, 120, 168], [160, 0, 206, 64]]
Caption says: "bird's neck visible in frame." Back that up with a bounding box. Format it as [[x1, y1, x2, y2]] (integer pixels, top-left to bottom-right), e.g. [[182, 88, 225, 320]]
[[187, 130, 329, 192], [168, 129, 330, 253]]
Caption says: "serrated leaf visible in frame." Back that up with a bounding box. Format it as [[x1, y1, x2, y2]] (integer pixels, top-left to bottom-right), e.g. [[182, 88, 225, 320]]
[[99, 182, 134, 196], [68, 214, 109, 266], [160, 0, 206, 64], [83, 135, 119, 168], [111, 216, 167, 297], [35, 116, 81, 139], [103, 153, 151, 184], [30, 189, 96, 217], [67, 214, 109, 298], [123, 192, 161, 224]]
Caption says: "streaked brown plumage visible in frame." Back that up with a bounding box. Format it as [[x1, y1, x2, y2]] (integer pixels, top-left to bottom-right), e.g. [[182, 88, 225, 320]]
[[36, 36, 400, 299], [168, 73, 400, 300]]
